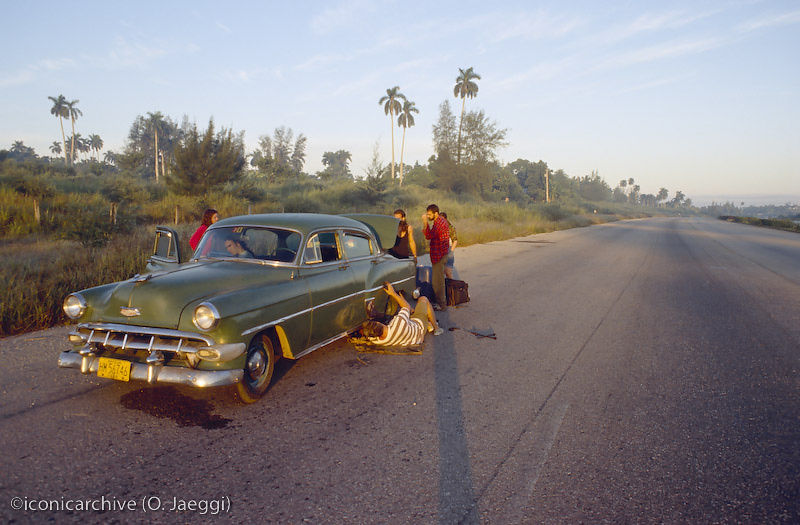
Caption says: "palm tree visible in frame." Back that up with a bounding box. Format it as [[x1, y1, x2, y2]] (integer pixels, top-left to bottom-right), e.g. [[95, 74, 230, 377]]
[[48, 94, 69, 164], [657, 187, 669, 207], [147, 111, 168, 182], [453, 67, 480, 164], [66, 99, 82, 164], [78, 135, 91, 161], [378, 86, 405, 180], [397, 100, 419, 186], [50, 141, 62, 156], [89, 134, 103, 161]]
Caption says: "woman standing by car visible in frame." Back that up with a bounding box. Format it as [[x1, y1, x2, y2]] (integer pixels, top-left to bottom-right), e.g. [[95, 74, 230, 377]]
[[388, 209, 417, 263], [190, 208, 219, 251]]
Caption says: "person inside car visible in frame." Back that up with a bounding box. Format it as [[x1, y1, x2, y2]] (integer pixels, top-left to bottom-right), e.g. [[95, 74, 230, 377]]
[[224, 237, 254, 258]]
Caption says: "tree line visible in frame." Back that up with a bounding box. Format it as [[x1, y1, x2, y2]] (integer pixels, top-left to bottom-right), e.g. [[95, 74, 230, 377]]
[[2, 66, 695, 212]]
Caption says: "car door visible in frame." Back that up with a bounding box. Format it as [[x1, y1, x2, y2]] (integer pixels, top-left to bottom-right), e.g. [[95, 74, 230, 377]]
[[341, 229, 384, 313], [145, 226, 183, 273], [298, 230, 362, 348]]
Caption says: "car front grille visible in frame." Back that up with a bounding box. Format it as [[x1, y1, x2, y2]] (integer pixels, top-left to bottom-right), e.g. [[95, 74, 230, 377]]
[[72, 323, 214, 363]]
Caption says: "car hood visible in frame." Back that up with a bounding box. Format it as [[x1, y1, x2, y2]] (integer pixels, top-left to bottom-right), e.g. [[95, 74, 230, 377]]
[[89, 260, 290, 329]]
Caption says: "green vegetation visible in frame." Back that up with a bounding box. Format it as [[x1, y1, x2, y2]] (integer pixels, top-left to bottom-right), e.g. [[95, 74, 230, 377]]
[[719, 215, 800, 233], [0, 69, 697, 336]]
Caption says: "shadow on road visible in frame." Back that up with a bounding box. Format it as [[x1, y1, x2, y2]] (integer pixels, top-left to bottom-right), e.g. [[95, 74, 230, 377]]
[[434, 311, 478, 524]]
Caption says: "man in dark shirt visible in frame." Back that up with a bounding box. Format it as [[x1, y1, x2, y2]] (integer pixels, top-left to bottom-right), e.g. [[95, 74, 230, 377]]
[[422, 203, 450, 311]]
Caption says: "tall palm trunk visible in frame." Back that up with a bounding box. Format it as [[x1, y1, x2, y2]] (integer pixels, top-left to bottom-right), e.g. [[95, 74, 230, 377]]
[[457, 97, 466, 164], [389, 109, 396, 180], [154, 127, 159, 183], [69, 116, 76, 165], [399, 125, 407, 186], [59, 117, 68, 164]]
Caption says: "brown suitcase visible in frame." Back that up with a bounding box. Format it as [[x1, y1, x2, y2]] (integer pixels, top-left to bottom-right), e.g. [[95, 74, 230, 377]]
[[445, 278, 470, 306]]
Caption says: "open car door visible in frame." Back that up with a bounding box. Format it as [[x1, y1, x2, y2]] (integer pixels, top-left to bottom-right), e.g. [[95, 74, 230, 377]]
[[145, 226, 183, 272]]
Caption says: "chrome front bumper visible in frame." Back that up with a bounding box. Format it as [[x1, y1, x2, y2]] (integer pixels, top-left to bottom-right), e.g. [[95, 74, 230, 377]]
[[58, 352, 243, 388]]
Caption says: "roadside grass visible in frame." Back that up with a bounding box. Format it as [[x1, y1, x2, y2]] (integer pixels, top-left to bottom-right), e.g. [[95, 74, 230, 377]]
[[1, 228, 152, 335], [719, 215, 800, 234], [0, 202, 651, 337]]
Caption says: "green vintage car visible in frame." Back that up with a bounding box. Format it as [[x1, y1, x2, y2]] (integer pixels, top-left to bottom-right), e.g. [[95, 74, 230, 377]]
[[59, 213, 416, 403]]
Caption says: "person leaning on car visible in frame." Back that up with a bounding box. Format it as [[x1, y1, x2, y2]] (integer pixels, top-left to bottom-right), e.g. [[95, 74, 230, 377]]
[[190, 208, 219, 251], [422, 204, 450, 311], [362, 281, 443, 347]]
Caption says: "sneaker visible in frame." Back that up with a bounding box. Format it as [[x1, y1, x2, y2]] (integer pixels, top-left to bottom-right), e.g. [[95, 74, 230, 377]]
[[433, 327, 444, 336]]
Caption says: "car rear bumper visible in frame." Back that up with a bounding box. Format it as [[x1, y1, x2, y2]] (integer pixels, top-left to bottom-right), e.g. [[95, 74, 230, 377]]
[[58, 351, 243, 388]]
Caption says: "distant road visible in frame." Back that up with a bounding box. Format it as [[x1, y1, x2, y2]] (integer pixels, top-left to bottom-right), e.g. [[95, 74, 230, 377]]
[[1, 217, 798, 523]]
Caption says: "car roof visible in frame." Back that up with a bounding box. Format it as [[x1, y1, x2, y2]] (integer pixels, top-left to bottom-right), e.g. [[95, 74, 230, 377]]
[[210, 213, 372, 236]]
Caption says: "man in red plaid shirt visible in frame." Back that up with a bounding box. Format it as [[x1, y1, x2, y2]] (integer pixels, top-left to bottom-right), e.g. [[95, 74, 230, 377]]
[[422, 203, 450, 311]]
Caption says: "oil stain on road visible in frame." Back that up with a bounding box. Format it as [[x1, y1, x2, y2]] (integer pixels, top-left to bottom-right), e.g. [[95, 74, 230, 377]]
[[120, 386, 232, 429]]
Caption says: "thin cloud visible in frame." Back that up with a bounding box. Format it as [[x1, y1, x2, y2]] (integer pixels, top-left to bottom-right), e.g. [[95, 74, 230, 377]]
[[596, 37, 723, 70], [618, 74, 685, 94], [495, 57, 578, 90], [293, 35, 407, 72], [581, 8, 718, 49], [216, 22, 232, 33], [0, 69, 35, 88], [97, 36, 168, 69], [0, 57, 77, 87], [738, 9, 800, 32], [294, 52, 351, 72], [38, 58, 77, 71], [310, 0, 377, 34], [488, 10, 584, 43]]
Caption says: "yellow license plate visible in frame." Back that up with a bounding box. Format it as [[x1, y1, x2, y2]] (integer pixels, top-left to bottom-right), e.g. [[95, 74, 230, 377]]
[[97, 357, 132, 382]]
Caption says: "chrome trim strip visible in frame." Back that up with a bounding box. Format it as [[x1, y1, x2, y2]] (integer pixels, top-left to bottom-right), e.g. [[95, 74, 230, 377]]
[[292, 332, 349, 360], [240, 275, 416, 337], [58, 352, 243, 388]]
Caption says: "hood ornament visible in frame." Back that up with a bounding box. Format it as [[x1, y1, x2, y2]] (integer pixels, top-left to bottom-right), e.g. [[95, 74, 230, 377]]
[[120, 306, 141, 317]]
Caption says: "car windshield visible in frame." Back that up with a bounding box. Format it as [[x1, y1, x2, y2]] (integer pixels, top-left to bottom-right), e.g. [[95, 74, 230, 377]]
[[194, 226, 301, 263]]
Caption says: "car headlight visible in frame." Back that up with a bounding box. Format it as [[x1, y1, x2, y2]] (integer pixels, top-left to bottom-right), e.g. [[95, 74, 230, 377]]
[[193, 303, 220, 331], [63, 294, 87, 319]]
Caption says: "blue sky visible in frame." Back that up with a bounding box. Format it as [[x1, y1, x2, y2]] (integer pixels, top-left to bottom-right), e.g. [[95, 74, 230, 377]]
[[2, 0, 799, 204]]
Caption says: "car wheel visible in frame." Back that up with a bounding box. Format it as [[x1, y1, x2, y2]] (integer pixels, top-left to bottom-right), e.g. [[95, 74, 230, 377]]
[[235, 333, 277, 403]]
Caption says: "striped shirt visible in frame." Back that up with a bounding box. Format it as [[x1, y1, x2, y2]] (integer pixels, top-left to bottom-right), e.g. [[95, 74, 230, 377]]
[[367, 307, 425, 347]]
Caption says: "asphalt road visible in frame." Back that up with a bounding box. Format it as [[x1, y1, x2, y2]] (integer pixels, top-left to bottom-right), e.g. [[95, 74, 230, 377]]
[[1, 217, 799, 524]]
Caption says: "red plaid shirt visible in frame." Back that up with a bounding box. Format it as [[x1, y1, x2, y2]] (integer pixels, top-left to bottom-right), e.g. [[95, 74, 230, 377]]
[[424, 215, 450, 264]]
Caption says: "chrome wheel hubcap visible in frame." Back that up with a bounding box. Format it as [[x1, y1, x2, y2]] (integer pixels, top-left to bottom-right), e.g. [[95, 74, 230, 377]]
[[247, 351, 266, 380]]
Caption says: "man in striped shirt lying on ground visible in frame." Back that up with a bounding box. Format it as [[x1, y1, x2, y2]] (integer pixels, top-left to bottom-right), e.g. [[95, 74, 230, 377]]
[[362, 281, 444, 347]]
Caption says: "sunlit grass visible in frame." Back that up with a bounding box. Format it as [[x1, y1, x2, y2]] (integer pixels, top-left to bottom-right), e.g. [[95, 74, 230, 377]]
[[0, 189, 654, 336]]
